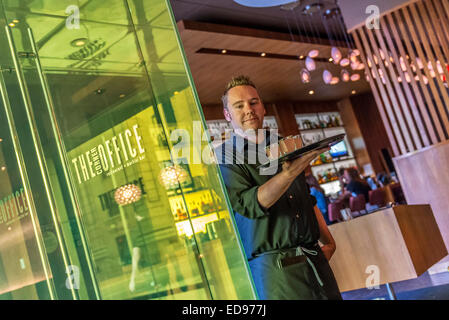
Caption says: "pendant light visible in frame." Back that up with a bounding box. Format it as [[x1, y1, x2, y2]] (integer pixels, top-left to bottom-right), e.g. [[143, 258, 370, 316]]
[[330, 77, 339, 85], [341, 69, 350, 82], [308, 49, 319, 58], [323, 70, 332, 84], [301, 68, 311, 83], [350, 74, 360, 81], [305, 56, 316, 71], [331, 47, 342, 64]]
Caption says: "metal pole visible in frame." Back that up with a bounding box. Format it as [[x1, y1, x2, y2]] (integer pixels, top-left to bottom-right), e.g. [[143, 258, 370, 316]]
[[386, 282, 397, 300]]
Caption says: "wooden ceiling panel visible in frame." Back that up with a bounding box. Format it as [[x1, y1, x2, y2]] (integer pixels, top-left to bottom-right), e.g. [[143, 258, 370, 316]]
[[178, 21, 371, 105]]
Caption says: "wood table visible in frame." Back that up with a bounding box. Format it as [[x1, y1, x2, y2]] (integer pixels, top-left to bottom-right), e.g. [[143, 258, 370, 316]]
[[328, 205, 448, 293]]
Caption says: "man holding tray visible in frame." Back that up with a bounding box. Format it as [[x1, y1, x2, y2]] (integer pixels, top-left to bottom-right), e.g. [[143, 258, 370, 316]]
[[215, 75, 341, 300]]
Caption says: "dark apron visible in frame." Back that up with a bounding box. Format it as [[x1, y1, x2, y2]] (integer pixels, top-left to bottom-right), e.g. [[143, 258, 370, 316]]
[[248, 244, 342, 300]]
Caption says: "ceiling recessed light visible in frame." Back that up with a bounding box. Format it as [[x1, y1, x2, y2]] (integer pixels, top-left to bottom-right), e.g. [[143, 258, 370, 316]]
[[329, 58, 333, 62], [351, 90, 356, 94], [299, 55, 304, 59], [119, 94, 126, 98], [221, 49, 227, 54], [94, 88, 105, 95], [308, 90, 315, 95], [71, 38, 88, 47], [261, 52, 266, 57]]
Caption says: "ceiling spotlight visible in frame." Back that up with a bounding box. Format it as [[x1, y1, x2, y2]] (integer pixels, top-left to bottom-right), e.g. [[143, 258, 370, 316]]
[[94, 88, 105, 95], [71, 38, 88, 47], [260, 52, 266, 57], [351, 90, 356, 94], [308, 90, 315, 95], [299, 55, 304, 59], [221, 49, 227, 54], [119, 94, 126, 98], [329, 58, 333, 62], [303, 3, 324, 15]]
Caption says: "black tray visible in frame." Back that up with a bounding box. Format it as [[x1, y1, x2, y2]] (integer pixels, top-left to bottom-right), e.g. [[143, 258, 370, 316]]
[[258, 133, 346, 169]]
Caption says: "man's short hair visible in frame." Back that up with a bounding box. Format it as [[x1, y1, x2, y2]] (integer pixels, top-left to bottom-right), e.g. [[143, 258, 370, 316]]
[[221, 75, 257, 110]]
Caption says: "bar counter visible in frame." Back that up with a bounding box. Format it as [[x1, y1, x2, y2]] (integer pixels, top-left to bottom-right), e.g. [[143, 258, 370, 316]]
[[328, 205, 448, 292]]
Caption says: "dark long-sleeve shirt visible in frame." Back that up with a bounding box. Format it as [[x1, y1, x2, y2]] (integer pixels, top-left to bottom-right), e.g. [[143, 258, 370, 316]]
[[215, 132, 319, 260]]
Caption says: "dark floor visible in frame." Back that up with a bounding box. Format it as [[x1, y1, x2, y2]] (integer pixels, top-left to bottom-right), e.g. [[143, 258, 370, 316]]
[[341, 271, 449, 300]]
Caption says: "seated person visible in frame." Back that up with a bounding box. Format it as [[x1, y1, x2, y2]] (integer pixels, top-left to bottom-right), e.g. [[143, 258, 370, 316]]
[[306, 174, 331, 225], [376, 172, 392, 187], [341, 168, 371, 202], [365, 176, 379, 190]]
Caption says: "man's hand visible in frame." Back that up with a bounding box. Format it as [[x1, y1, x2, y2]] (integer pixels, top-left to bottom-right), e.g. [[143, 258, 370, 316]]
[[321, 243, 336, 261], [257, 146, 329, 210], [281, 147, 329, 181]]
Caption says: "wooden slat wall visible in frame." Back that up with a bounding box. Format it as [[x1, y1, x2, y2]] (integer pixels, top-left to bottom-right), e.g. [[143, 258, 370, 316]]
[[351, 0, 449, 156]]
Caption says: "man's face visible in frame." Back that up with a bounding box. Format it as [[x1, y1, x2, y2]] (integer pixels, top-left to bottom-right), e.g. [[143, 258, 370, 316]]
[[223, 85, 266, 133]]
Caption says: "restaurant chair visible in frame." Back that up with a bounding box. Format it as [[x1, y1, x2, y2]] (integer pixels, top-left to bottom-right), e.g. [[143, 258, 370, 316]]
[[369, 188, 387, 208], [349, 194, 367, 217], [390, 183, 406, 204], [328, 201, 343, 223]]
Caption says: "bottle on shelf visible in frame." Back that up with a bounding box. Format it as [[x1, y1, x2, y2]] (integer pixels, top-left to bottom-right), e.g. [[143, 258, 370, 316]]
[[190, 200, 200, 217], [317, 173, 324, 184], [335, 115, 341, 127]]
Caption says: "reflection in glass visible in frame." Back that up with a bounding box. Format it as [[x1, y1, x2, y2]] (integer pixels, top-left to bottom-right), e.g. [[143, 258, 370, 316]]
[[0, 0, 256, 300]]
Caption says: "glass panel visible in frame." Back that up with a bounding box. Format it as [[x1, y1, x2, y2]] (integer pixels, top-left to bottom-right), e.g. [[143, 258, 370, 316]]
[[0, 14, 96, 300], [1, 0, 256, 300], [128, 0, 256, 299], [0, 72, 53, 300]]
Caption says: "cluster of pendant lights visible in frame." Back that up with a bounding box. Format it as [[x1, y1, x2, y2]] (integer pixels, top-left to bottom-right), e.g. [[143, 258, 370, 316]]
[[300, 47, 364, 85], [366, 49, 449, 88]]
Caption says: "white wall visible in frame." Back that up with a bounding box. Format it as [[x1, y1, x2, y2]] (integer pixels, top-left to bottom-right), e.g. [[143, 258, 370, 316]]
[[338, 0, 415, 32]]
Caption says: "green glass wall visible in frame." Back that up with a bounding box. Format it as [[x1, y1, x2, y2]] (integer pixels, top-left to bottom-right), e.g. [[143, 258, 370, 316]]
[[0, 0, 256, 300]]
